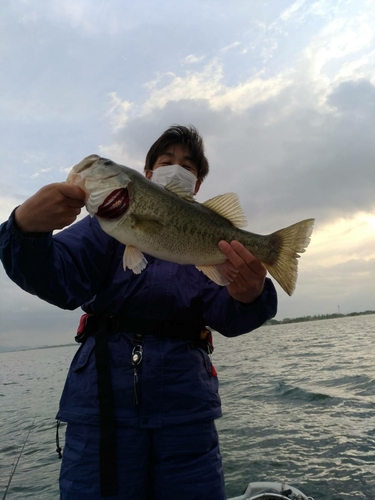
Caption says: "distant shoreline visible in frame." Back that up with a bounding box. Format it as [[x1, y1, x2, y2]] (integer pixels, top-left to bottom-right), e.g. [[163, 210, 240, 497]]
[[0, 343, 78, 354], [2, 311, 375, 352], [265, 310, 375, 326]]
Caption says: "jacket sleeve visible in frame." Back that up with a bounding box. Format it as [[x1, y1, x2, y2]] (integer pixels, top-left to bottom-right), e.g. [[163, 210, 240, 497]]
[[201, 277, 277, 337], [0, 210, 116, 310]]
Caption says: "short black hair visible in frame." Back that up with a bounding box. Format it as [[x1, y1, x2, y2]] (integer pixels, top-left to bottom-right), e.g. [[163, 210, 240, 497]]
[[144, 125, 209, 180]]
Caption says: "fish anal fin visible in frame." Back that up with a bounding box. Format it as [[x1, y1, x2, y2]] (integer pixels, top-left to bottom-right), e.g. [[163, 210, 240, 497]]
[[123, 245, 148, 274], [263, 218, 315, 296], [196, 265, 230, 286], [202, 193, 247, 228]]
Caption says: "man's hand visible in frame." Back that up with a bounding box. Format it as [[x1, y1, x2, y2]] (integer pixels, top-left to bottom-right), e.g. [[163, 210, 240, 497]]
[[218, 240, 266, 304], [14, 183, 86, 233]]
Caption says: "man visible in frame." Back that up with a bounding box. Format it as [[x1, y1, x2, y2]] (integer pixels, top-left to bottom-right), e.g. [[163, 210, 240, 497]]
[[0, 125, 277, 499]]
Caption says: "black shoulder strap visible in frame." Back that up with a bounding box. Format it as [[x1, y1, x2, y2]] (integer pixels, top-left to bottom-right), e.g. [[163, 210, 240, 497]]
[[94, 319, 118, 497]]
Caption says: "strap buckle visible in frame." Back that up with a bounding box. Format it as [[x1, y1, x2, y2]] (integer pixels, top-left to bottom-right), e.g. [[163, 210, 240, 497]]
[[131, 345, 143, 366]]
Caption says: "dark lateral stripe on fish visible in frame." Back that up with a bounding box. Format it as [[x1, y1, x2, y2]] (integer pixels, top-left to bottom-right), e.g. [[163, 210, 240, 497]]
[[97, 188, 130, 219]]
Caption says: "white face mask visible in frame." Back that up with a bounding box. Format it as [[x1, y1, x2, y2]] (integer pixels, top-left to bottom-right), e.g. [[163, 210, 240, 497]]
[[151, 164, 198, 195]]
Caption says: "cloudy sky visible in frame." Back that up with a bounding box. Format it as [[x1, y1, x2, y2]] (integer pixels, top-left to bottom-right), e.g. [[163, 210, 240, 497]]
[[1, 0, 375, 349]]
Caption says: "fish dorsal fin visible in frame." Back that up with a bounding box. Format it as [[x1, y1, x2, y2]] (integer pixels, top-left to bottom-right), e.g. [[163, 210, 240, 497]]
[[164, 182, 196, 202], [123, 245, 148, 274], [202, 193, 247, 228]]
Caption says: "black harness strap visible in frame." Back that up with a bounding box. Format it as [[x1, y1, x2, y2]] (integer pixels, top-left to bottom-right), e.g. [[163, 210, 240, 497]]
[[76, 314, 207, 497], [76, 315, 204, 344], [94, 318, 118, 497]]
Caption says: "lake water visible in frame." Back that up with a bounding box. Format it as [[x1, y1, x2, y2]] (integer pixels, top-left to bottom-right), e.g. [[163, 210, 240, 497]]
[[1, 315, 375, 499]]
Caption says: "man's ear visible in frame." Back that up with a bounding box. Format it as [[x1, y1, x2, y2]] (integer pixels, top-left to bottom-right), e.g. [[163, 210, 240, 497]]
[[193, 178, 202, 195], [145, 170, 153, 180]]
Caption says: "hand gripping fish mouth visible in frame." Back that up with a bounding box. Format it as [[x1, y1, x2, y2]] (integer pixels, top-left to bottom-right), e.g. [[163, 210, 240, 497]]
[[67, 155, 132, 219]]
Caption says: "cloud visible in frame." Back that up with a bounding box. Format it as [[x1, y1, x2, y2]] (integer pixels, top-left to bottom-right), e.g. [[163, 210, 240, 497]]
[[280, 0, 307, 22], [182, 54, 206, 65], [220, 42, 241, 53], [109, 59, 292, 121], [104, 70, 375, 231], [328, 78, 375, 112], [107, 93, 133, 130], [31, 167, 52, 179], [304, 15, 374, 77]]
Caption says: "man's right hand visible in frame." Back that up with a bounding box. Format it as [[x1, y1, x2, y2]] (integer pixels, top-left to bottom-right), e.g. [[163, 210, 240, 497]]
[[14, 183, 86, 233]]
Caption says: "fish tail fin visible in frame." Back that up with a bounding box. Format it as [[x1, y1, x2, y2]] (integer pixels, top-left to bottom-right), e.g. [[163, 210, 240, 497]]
[[263, 218, 315, 296]]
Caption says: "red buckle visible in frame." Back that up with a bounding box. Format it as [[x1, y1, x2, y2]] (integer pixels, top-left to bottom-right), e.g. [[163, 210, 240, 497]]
[[75, 313, 93, 343]]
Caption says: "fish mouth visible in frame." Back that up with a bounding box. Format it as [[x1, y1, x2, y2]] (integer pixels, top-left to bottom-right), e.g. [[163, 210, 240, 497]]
[[96, 188, 130, 219]]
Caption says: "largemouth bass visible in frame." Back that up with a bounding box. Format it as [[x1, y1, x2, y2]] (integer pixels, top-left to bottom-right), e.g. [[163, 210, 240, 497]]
[[67, 155, 314, 295]]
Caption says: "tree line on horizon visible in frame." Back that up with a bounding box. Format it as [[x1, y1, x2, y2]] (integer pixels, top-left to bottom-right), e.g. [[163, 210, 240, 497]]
[[265, 310, 375, 325]]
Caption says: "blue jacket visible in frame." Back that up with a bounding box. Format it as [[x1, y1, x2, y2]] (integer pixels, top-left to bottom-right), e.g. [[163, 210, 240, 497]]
[[0, 212, 277, 427]]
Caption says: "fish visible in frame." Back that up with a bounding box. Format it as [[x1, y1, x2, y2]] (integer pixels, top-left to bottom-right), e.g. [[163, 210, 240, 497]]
[[66, 154, 314, 296]]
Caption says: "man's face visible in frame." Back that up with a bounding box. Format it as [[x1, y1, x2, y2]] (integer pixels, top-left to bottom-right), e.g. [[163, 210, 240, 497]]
[[145, 144, 201, 195]]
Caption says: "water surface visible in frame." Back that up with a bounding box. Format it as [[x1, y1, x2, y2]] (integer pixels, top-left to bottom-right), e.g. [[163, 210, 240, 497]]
[[1, 315, 375, 499]]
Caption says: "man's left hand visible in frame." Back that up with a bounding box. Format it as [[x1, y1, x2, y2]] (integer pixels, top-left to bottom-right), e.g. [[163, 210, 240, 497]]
[[218, 240, 266, 304]]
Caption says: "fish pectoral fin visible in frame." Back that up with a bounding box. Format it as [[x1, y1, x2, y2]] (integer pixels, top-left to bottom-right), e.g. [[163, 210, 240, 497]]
[[196, 265, 230, 286], [202, 193, 247, 228], [131, 214, 165, 234], [164, 182, 196, 202], [123, 245, 148, 274]]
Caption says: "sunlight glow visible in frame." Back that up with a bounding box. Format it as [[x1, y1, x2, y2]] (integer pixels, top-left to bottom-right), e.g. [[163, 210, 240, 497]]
[[307, 211, 375, 267]]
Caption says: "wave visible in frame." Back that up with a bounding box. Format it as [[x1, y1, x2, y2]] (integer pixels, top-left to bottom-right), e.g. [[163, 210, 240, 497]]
[[276, 381, 335, 403]]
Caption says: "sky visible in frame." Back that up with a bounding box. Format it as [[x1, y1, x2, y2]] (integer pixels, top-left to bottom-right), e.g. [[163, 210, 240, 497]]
[[1, 0, 375, 349]]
